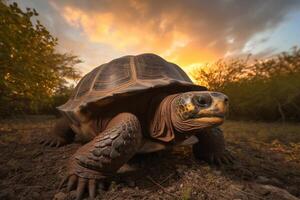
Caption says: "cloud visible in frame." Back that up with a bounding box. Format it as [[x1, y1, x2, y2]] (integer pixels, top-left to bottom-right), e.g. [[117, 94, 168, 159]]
[[14, 0, 300, 72], [49, 0, 300, 67], [14, 0, 126, 73]]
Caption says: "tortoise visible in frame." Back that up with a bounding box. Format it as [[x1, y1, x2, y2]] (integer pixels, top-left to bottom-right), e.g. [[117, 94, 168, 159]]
[[41, 53, 233, 199]]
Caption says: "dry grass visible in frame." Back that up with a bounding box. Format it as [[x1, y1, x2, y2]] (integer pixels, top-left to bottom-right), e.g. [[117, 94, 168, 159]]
[[221, 120, 300, 197], [222, 120, 300, 144]]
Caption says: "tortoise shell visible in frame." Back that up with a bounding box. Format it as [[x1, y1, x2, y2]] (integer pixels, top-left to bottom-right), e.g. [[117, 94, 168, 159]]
[[58, 53, 206, 124]]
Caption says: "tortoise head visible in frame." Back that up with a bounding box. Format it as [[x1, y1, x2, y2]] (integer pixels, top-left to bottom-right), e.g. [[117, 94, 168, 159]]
[[171, 91, 229, 132]]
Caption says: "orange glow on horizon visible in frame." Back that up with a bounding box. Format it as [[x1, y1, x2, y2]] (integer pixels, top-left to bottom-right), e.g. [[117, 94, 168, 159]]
[[62, 5, 220, 81]]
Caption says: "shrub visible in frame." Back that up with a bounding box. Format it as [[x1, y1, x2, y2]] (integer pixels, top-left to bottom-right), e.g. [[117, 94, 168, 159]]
[[193, 47, 300, 121]]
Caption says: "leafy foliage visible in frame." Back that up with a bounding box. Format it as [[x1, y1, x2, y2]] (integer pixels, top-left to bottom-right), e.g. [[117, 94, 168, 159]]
[[0, 1, 81, 116], [193, 47, 300, 121]]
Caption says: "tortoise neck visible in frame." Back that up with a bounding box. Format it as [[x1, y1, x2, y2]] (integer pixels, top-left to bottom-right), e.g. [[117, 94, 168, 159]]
[[147, 94, 180, 142]]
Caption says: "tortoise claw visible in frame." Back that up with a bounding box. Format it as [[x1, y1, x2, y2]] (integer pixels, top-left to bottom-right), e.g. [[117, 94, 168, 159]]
[[199, 149, 235, 167], [88, 179, 96, 199], [40, 136, 65, 148], [49, 141, 55, 147], [218, 150, 235, 166], [76, 177, 87, 200], [67, 175, 78, 191], [220, 155, 230, 165], [55, 142, 60, 147], [58, 176, 69, 190], [225, 149, 235, 161], [59, 174, 101, 200]]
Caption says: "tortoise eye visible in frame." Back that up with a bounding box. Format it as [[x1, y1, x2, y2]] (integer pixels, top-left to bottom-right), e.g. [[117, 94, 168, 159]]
[[198, 97, 207, 106], [194, 94, 212, 107]]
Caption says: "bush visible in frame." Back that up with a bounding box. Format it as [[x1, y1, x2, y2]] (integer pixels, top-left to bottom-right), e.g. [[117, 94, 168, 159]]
[[193, 47, 300, 121]]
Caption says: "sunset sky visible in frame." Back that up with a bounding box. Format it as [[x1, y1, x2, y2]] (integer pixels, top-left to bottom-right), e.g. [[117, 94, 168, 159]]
[[14, 0, 300, 76]]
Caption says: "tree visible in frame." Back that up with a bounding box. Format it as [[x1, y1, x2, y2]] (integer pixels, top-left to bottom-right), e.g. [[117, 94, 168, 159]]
[[0, 1, 81, 116]]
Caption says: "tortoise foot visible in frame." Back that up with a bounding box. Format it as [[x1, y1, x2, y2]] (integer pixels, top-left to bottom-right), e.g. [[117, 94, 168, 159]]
[[59, 158, 109, 200], [39, 135, 67, 147], [205, 149, 235, 166], [59, 174, 107, 200], [193, 128, 235, 166], [194, 148, 235, 166], [40, 118, 74, 147]]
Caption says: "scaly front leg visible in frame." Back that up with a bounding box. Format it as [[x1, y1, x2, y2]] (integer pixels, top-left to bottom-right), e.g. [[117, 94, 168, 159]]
[[60, 113, 142, 200]]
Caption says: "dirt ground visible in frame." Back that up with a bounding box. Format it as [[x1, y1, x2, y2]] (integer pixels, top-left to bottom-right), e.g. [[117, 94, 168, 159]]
[[0, 116, 300, 200]]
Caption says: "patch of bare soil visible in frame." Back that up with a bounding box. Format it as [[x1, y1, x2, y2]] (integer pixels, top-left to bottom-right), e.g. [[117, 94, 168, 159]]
[[0, 117, 299, 200]]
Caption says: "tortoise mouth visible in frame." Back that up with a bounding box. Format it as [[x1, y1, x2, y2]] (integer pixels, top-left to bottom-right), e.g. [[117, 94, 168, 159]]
[[193, 116, 225, 125], [196, 113, 225, 118], [190, 111, 225, 120]]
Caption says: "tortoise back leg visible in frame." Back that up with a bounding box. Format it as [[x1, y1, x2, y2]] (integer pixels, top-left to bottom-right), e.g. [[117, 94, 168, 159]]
[[62, 113, 142, 199], [40, 117, 75, 147], [192, 127, 234, 166]]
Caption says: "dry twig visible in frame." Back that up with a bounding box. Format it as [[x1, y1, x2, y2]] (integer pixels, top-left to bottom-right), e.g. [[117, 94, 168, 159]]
[[146, 175, 179, 199]]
